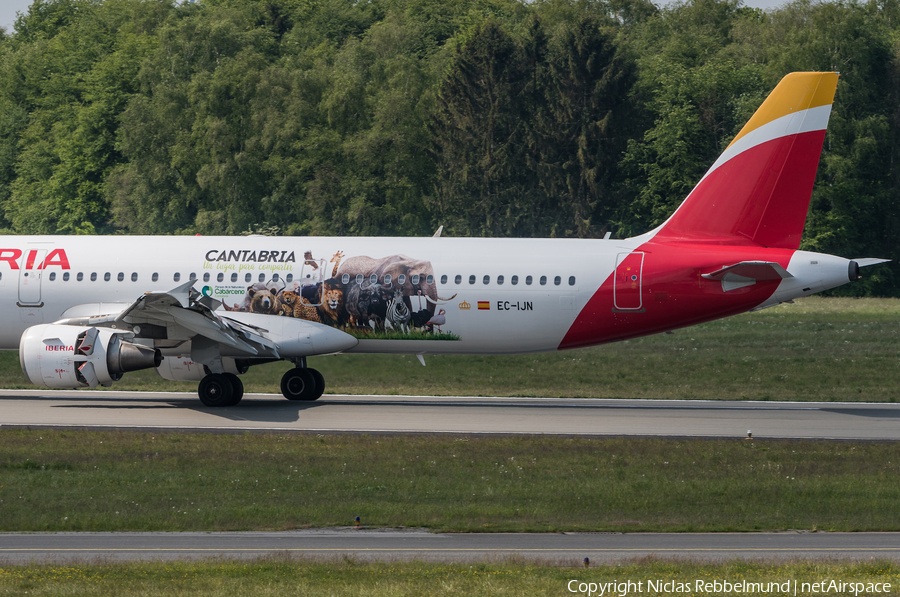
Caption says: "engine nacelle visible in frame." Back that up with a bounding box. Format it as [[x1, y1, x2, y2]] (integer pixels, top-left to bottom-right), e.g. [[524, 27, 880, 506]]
[[20, 324, 162, 389], [155, 357, 248, 381]]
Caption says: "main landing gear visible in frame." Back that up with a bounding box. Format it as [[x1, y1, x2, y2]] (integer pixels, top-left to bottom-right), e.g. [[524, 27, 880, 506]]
[[198, 372, 244, 407], [196, 365, 323, 407], [280, 367, 325, 401]]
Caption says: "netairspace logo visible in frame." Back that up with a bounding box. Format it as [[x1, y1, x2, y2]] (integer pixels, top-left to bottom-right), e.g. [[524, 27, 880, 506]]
[[566, 579, 892, 596]]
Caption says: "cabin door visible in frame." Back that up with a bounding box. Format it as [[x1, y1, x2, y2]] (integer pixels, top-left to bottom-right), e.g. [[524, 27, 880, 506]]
[[18, 249, 46, 306], [614, 252, 644, 311]]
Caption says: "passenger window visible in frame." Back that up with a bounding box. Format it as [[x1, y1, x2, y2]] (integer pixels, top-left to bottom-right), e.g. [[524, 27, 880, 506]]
[[511, 275, 518, 285], [384, 274, 392, 285], [217, 273, 224, 282], [104, 273, 111, 282], [483, 275, 490, 285], [117, 273, 124, 282], [370, 274, 377, 284], [440, 274, 447, 284], [203, 273, 210, 282], [152, 273, 158, 282], [77, 273, 84, 281], [231, 273, 238, 283], [356, 274, 363, 285], [286, 273, 293, 283], [189, 273, 197, 281], [245, 273, 251, 283], [91, 273, 97, 282], [398, 275, 406, 284], [497, 275, 504, 285], [426, 275, 433, 285], [49, 272, 56, 281], [540, 276, 547, 286], [342, 273, 350, 284], [63, 272, 69, 282], [258, 273, 265, 283], [569, 276, 576, 286], [131, 273, 138, 282], [469, 275, 476, 285], [554, 276, 561, 286], [526, 275, 532, 285], [455, 275, 462, 284], [412, 274, 420, 284]]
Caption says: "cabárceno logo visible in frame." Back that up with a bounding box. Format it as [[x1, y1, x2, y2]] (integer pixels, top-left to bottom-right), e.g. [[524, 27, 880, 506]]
[[208, 285, 247, 297]]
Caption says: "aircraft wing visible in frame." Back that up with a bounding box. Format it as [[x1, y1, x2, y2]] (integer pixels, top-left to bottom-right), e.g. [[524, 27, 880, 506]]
[[114, 280, 260, 354], [53, 281, 357, 358]]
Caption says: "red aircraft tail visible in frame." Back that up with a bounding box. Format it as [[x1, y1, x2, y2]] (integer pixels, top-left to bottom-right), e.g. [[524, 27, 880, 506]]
[[650, 72, 839, 249]]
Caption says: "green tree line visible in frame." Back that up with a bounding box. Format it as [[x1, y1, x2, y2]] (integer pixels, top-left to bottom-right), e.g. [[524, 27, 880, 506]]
[[0, 0, 898, 294]]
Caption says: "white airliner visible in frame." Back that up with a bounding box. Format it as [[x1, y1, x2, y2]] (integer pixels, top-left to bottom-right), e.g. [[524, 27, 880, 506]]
[[8, 72, 887, 406]]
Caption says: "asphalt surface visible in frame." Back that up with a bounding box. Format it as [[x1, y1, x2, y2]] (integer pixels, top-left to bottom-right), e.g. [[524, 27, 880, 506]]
[[2, 530, 900, 564], [1, 389, 899, 440]]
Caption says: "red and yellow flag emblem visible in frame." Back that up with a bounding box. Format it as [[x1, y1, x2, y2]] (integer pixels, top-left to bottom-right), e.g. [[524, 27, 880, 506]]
[[477, 301, 490, 310]]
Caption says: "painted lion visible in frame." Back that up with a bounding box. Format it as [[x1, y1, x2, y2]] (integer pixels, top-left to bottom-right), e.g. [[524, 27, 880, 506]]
[[318, 278, 347, 327]]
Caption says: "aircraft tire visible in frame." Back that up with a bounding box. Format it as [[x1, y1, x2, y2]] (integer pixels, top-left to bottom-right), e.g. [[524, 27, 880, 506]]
[[281, 367, 318, 401], [222, 373, 244, 406], [308, 368, 325, 400], [198, 373, 234, 407]]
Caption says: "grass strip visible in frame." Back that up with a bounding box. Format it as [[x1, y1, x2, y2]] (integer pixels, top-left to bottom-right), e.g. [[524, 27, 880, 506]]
[[1, 559, 899, 596], [2, 430, 899, 533], [0, 297, 898, 401]]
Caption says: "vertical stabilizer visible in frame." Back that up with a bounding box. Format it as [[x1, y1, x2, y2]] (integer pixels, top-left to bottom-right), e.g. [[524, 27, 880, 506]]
[[650, 72, 839, 249]]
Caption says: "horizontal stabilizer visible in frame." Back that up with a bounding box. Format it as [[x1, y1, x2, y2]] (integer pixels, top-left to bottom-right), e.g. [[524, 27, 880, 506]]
[[702, 261, 793, 281], [853, 258, 891, 268], [702, 261, 792, 293]]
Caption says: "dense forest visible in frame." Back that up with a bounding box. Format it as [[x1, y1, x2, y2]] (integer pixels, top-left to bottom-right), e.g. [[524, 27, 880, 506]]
[[0, 0, 898, 294]]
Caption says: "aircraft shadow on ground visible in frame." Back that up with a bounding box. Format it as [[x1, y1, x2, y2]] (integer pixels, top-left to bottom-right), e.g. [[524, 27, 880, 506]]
[[820, 407, 900, 419], [43, 395, 614, 425], [30, 396, 900, 425], [49, 397, 323, 423]]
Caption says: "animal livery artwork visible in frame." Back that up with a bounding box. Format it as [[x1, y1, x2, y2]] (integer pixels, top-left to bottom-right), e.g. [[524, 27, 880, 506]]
[[214, 249, 459, 340]]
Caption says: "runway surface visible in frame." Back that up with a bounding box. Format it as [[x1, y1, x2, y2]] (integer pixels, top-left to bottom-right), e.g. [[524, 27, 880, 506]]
[[2, 530, 899, 563], [1, 389, 899, 440]]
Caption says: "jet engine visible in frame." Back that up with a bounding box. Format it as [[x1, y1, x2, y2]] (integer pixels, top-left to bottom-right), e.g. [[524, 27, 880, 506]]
[[20, 324, 162, 389]]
